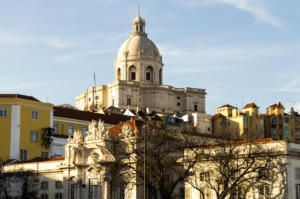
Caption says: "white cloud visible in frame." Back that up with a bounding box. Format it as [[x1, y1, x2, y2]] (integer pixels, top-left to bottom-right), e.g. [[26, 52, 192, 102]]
[[175, 0, 285, 30], [0, 33, 71, 48]]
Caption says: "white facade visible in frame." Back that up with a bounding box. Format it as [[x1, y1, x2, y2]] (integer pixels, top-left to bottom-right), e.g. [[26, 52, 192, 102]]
[[75, 13, 206, 116]]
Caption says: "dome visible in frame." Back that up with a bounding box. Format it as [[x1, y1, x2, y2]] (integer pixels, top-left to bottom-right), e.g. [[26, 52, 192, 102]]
[[116, 35, 161, 62]]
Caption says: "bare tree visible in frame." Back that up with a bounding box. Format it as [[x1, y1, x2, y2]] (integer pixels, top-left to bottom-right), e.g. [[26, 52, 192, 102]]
[[108, 124, 206, 199], [0, 160, 39, 199], [186, 139, 287, 199]]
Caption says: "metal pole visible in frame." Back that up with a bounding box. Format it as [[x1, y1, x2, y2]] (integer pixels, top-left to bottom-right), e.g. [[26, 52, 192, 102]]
[[144, 124, 146, 199]]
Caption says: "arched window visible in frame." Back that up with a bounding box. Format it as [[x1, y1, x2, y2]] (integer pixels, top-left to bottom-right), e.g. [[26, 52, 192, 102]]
[[146, 66, 153, 82], [117, 68, 121, 80], [129, 65, 136, 81], [159, 69, 162, 84]]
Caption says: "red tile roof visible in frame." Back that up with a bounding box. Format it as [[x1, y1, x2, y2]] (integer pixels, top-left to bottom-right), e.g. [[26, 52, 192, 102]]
[[269, 102, 284, 109], [243, 102, 258, 109], [0, 94, 40, 102], [212, 113, 226, 119], [217, 104, 236, 109], [54, 106, 136, 125], [109, 119, 143, 138], [14, 156, 65, 164]]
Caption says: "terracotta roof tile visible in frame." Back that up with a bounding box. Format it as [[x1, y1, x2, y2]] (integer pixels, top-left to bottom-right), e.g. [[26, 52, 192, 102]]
[[243, 102, 258, 109], [109, 119, 143, 138], [212, 113, 226, 119], [14, 156, 64, 164], [54, 106, 135, 125], [0, 94, 40, 102], [217, 104, 236, 109], [269, 102, 284, 109]]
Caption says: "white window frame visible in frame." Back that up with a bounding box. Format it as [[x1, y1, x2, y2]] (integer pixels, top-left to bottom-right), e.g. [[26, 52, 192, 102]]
[[67, 125, 74, 135], [30, 131, 38, 143], [20, 149, 27, 161], [32, 110, 38, 120], [0, 108, 8, 117]]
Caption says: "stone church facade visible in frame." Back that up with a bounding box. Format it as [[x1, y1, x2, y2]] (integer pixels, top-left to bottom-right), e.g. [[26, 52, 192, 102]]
[[75, 13, 206, 116]]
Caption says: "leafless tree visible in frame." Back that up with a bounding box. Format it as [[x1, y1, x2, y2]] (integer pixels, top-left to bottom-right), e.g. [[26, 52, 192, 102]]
[[186, 139, 287, 199], [0, 160, 39, 199], [108, 124, 207, 199]]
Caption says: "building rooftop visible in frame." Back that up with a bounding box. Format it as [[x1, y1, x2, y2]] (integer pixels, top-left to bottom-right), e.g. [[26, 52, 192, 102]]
[[0, 94, 40, 102], [54, 106, 136, 125], [217, 104, 236, 109], [243, 102, 258, 109]]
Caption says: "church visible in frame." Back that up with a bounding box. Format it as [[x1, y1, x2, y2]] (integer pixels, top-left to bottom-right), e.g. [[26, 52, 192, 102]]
[[75, 12, 206, 116]]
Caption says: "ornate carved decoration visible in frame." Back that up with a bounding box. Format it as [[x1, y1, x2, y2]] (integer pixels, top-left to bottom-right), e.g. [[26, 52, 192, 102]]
[[121, 124, 134, 138]]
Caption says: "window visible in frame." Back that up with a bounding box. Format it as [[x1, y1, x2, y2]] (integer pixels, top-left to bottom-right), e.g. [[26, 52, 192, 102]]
[[194, 104, 198, 112], [55, 181, 63, 189], [71, 184, 77, 199], [82, 127, 88, 137], [129, 65, 136, 81], [243, 117, 248, 125], [0, 108, 8, 117], [199, 172, 210, 181], [295, 120, 300, 126], [258, 184, 270, 199], [296, 184, 300, 199], [32, 110, 38, 120], [296, 130, 300, 136], [296, 168, 300, 179], [208, 127, 211, 132], [177, 96, 180, 99], [146, 66, 153, 81], [284, 127, 291, 134], [67, 126, 74, 135], [271, 118, 277, 125], [54, 123, 59, 134], [127, 98, 131, 106], [55, 193, 63, 199], [41, 152, 48, 158], [284, 117, 289, 124], [41, 181, 49, 189], [41, 193, 48, 199], [120, 183, 125, 199], [131, 72, 136, 80], [244, 128, 248, 134], [30, 131, 38, 142], [20, 149, 27, 161], [117, 68, 121, 80], [159, 69, 162, 84], [177, 103, 180, 106], [271, 128, 278, 135], [95, 96, 99, 100], [89, 185, 98, 199]]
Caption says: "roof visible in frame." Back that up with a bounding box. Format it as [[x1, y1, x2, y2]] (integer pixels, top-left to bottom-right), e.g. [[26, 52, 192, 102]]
[[260, 114, 267, 117], [109, 119, 143, 138], [54, 106, 135, 125], [14, 156, 65, 164], [269, 102, 284, 109], [243, 102, 258, 109], [217, 104, 236, 109], [212, 113, 226, 119], [0, 94, 40, 102]]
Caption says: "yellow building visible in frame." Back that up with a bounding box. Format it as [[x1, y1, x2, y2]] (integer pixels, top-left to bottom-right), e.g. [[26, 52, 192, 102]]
[[0, 94, 53, 161], [263, 102, 300, 143], [212, 103, 264, 139]]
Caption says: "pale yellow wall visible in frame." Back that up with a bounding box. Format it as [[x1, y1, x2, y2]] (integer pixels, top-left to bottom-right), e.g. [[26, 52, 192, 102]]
[[0, 104, 12, 160], [19, 104, 52, 159]]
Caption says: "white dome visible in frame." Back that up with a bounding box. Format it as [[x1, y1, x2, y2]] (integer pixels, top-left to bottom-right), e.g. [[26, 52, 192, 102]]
[[116, 35, 161, 63]]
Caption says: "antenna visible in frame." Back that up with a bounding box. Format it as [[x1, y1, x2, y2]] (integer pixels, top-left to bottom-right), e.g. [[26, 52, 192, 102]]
[[92, 72, 96, 112]]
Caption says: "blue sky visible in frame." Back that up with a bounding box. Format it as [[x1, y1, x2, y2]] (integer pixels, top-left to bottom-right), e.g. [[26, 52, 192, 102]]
[[0, 0, 299, 114]]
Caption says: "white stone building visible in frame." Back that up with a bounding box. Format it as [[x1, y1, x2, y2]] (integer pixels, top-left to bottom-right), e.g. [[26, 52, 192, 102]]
[[75, 12, 206, 116]]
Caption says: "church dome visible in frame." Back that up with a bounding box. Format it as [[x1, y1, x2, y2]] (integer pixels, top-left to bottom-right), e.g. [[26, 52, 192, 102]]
[[115, 12, 161, 63], [116, 35, 161, 62]]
